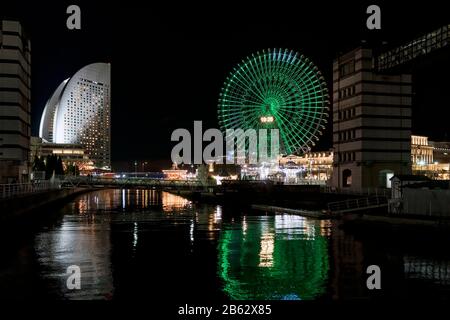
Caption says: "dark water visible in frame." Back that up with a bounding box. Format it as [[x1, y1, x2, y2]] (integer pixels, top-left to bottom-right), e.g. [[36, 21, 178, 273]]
[[1, 189, 450, 300]]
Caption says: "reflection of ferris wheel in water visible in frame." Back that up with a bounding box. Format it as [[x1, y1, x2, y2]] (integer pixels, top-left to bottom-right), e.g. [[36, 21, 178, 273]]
[[218, 48, 329, 155]]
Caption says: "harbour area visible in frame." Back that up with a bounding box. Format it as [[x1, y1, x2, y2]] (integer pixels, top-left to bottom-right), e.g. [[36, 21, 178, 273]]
[[2, 188, 450, 301]]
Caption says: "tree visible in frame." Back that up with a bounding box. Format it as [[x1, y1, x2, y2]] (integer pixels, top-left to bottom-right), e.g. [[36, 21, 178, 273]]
[[197, 164, 209, 186], [45, 155, 52, 179], [32, 155, 45, 172], [66, 163, 80, 176], [38, 156, 46, 171], [66, 163, 74, 176], [55, 156, 64, 175]]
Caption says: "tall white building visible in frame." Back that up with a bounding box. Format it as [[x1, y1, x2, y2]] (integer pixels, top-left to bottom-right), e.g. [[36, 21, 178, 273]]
[[39, 63, 111, 170]]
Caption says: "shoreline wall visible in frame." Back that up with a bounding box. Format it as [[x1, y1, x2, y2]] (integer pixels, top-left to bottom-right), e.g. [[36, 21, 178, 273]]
[[0, 188, 90, 224]]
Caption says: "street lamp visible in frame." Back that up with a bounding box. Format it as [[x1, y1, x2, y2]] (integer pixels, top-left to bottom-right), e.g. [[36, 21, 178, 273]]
[[134, 161, 137, 177], [308, 158, 313, 184]]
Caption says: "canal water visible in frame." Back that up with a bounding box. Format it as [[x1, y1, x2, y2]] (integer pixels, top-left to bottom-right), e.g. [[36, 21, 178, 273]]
[[1, 189, 450, 300]]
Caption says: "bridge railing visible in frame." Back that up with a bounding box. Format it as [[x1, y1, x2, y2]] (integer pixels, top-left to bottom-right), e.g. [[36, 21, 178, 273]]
[[0, 181, 59, 200], [327, 195, 388, 213], [322, 186, 391, 198], [61, 176, 214, 188]]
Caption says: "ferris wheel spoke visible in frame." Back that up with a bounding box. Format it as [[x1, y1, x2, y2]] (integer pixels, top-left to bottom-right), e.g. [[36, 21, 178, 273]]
[[221, 103, 266, 111], [267, 81, 294, 102], [228, 115, 253, 125], [273, 68, 301, 94], [225, 80, 263, 100], [278, 104, 324, 117], [300, 82, 326, 96], [278, 123, 301, 155], [275, 111, 315, 152], [282, 93, 326, 107], [264, 49, 274, 94], [223, 118, 247, 131], [225, 73, 266, 102], [283, 109, 324, 125], [275, 115, 305, 146], [221, 111, 250, 123], [221, 93, 266, 107], [275, 111, 311, 140], [221, 98, 264, 109], [277, 97, 304, 108], [271, 50, 289, 94], [247, 55, 271, 98], [239, 61, 268, 100], [256, 52, 272, 96]]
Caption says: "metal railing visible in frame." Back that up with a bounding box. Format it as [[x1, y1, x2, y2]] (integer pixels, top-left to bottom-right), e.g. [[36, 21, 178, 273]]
[[0, 181, 59, 200], [327, 195, 388, 213], [322, 186, 391, 198], [283, 179, 327, 186], [62, 176, 209, 186]]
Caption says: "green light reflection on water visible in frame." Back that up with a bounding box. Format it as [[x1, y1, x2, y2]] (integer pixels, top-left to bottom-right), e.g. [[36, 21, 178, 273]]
[[218, 215, 330, 300]]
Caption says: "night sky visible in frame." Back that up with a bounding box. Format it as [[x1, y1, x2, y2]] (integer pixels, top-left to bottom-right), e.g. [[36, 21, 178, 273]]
[[2, 1, 450, 171]]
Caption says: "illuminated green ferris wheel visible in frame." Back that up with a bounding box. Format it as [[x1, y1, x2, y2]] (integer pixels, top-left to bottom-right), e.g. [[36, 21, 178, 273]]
[[218, 48, 329, 155]]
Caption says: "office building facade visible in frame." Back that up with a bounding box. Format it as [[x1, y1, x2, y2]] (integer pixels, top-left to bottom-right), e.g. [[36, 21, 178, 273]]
[[331, 48, 412, 190], [0, 20, 31, 183]]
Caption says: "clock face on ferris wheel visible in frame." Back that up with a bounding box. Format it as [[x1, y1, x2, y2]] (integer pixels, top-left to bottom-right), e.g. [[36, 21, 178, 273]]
[[218, 48, 329, 155]]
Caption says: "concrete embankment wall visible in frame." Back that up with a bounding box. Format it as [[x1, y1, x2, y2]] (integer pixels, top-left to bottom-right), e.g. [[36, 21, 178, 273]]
[[173, 185, 362, 210], [403, 189, 450, 217], [0, 188, 88, 224]]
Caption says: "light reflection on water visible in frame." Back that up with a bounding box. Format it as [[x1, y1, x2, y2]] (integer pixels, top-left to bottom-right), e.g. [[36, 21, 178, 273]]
[[35, 216, 114, 299], [217, 215, 330, 300], [34, 189, 194, 300], [2, 189, 450, 300], [31, 189, 332, 300]]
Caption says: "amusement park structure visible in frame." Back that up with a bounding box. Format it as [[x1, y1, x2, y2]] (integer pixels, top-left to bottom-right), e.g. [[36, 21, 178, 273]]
[[218, 48, 330, 182], [216, 24, 450, 188]]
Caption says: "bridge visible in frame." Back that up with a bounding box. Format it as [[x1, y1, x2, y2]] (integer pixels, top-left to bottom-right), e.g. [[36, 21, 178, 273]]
[[2, 176, 393, 200], [61, 176, 212, 190], [376, 24, 450, 71], [0, 177, 211, 200]]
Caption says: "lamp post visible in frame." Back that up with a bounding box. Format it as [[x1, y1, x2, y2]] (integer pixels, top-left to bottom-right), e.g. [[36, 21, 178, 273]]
[[142, 161, 148, 173], [309, 158, 313, 184], [134, 161, 137, 177]]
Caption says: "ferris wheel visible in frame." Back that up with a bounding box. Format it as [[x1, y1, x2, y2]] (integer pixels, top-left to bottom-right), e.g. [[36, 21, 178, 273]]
[[218, 48, 329, 155]]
